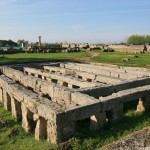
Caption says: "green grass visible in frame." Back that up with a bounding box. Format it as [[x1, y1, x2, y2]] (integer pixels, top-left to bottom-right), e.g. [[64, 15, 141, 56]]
[[0, 51, 150, 149], [92, 51, 150, 67], [0, 104, 55, 150], [0, 52, 90, 64], [67, 100, 150, 150], [1, 51, 150, 68], [67, 109, 150, 150], [0, 103, 150, 150]]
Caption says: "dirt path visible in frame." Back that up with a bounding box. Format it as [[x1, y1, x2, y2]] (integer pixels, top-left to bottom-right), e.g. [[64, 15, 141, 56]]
[[72, 51, 100, 62]]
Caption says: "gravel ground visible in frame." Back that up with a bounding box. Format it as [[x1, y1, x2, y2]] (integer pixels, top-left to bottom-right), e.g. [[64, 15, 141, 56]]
[[99, 127, 150, 150]]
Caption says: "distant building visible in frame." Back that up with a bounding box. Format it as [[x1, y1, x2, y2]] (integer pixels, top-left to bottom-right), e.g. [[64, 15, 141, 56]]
[[0, 40, 22, 51]]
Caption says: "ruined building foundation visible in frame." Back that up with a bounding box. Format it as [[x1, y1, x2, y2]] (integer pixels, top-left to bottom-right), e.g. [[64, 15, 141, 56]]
[[0, 62, 150, 144]]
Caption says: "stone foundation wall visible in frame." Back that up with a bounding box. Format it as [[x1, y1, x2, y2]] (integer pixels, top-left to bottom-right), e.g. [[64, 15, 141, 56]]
[[61, 62, 150, 80], [107, 45, 148, 53], [0, 62, 150, 144]]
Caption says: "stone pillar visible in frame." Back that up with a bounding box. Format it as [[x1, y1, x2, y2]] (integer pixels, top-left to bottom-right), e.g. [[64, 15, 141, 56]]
[[11, 97, 22, 121], [11, 97, 17, 118], [34, 74, 38, 78], [3, 90, 11, 111], [90, 112, 106, 130], [0, 87, 3, 103], [137, 98, 145, 111], [137, 97, 150, 111], [42, 76, 46, 80], [28, 72, 31, 76], [35, 117, 47, 140], [68, 84, 73, 89], [21, 42, 24, 48], [3, 90, 7, 108], [21, 103, 30, 132], [47, 113, 75, 144], [47, 120, 57, 144], [57, 80, 63, 86], [82, 77, 87, 81], [38, 36, 42, 48]]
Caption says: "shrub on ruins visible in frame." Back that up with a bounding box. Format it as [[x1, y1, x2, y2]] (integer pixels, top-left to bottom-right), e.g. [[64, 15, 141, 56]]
[[127, 35, 150, 45]]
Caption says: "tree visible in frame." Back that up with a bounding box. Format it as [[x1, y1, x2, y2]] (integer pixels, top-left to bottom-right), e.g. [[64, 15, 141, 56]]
[[145, 35, 150, 43], [17, 39, 29, 48], [127, 35, 150, 45]]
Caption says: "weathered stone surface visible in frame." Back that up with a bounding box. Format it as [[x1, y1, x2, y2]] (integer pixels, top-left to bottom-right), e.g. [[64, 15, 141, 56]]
[[24, 67, 100, 88], [35, 117, 47, 140], [137, 98, 145, 112], [71, 92, 99, 105], [62, 62, 150, 80], [107, 44, 149, 53], [96, 75, 123, 84], [98, 127, 150, 150], [11, 97, 20, 119], [0, 87, 3, 103], [21, 103, 30, 132], [0, 62, 150, 144]]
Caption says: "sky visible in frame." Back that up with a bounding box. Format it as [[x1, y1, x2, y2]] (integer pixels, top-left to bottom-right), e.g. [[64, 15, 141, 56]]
[[0, 0, 150, 43]]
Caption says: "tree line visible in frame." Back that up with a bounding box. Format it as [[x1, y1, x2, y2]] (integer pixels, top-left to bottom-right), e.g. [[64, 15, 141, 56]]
[[0, 40, 18, 47], [127, 35, 150, 45]]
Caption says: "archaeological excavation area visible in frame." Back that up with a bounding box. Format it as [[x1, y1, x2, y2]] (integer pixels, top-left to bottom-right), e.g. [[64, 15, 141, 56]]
[[0, 62, 150, 144]]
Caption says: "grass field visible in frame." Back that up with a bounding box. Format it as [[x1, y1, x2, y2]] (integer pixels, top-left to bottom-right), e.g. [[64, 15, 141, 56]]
[[0, 51, 150, 150], [0, 52, 89, 64], [1, 51, 150, 67], [0, 103, 55, 150], [92, 51, 150, 67]]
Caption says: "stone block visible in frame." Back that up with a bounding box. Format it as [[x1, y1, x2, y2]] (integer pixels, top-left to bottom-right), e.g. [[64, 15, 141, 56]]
[[1, 62, 150, 144]]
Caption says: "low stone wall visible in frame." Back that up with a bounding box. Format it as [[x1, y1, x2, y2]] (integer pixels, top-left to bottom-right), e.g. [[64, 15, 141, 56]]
[[107, 45, 147, 53], [61, 62, 150, 80], [0, 62, 150, 144], [2, 66, 75, 108], [43, 66, 124, 84], [24, 67, 100, 88], [0, 75, 62, 143], [147, 46, 150, 52]]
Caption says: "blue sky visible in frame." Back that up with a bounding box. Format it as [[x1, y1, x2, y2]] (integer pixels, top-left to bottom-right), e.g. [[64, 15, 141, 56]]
[[0, 0, 150, 43]]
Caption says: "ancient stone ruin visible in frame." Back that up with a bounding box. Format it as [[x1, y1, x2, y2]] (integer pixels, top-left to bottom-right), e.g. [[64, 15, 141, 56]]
[[107, 44, 150, 53], [0, 62, 150, 144]]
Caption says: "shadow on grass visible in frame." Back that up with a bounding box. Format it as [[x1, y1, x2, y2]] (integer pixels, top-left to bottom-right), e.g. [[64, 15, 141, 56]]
[[80, 110, 149, 137], [62, 110, 150, 150], [0, 57, 82, 66], [0, 107, 19, 131]]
